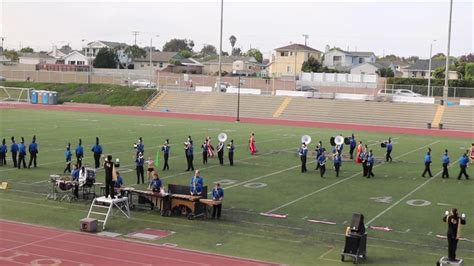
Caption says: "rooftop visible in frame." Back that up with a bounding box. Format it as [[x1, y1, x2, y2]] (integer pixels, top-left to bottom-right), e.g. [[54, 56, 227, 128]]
[[275, 43, 321, 53]]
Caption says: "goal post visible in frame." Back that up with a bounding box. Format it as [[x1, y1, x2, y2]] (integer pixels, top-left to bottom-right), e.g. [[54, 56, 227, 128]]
[[0, 86, 31, 103]]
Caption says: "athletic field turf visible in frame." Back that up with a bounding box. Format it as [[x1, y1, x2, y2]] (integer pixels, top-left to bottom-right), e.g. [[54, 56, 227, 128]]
[[0, 107, 473, 265]]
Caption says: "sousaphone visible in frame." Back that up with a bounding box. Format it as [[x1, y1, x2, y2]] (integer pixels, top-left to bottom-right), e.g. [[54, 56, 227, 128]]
[[301, 135, 311, 145], [218, 133, 228, 142]]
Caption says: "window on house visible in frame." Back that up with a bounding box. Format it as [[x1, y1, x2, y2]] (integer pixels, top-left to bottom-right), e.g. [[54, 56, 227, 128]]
[[290, 52, 293, 56], [159, 62, 163, 68], [77, 61, 84, 65], [359, 58, 363, 63], [141, 64, 144, 67], [333, 56, 342, 66], [69, 61, 76, 65], [287, 66, 292, 73], [248, 66, 252, 70], [153, 63, 157, 66], [280, 51, 289, 56], [421, 71, 426, 77], [411, 72, 416, 78]]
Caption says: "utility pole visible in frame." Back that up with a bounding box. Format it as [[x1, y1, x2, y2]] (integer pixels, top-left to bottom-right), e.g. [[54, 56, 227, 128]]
[[443, 0, 453, 104], [0, 37, 5, 52], [132, 31, 140, 45], [302, 34, 309, 46], [428, 40, 436, 97]]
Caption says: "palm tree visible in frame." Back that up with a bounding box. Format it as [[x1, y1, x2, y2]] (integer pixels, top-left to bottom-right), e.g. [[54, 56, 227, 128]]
[[229, 35, 237, 53]]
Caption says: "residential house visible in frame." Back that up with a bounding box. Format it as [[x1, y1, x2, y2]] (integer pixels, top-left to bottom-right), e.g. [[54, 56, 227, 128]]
[[134, 52, 179, 72], [62, 51, 90, 66], [200, 56, 262, 76], [268, 43, 322, 77], [134, 52, 203, 74], [401, 59, 458, 79], [350, 61, 401, 77], [83, 40, 127, 58], [19, 53, 57, 65], [323, 48, 376, 72], [48, 45, 73, 59]]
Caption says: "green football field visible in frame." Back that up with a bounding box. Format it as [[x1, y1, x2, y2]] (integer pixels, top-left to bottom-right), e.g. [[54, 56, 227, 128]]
[[0, 108, 473, 265]]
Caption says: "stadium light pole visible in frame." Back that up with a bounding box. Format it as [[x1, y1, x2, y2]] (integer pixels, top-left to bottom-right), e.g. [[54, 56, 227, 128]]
[[443, 0, 453, 104], [81, 39, 92, 84], [217, 0, 224, 92], [427, 40, 436, 97], [150, 35, 159, 86]]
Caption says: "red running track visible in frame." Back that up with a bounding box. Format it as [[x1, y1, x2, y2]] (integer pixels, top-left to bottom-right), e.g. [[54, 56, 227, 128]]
[[1, 102, 472, 138], [0, 220, 279, 266]]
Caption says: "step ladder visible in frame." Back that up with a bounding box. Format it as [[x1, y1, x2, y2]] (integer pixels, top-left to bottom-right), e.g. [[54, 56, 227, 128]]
[[87, 196, 130, 230]]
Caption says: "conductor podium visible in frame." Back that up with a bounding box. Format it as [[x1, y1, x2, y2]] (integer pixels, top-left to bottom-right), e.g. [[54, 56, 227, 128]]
[[437, 257, 464, 266], [341, 213, 367, 264]]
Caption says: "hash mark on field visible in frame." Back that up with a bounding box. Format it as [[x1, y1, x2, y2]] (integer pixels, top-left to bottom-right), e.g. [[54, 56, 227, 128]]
[[301, 216, 308, 220], [428, 232, 432, 236], [343, 221, 347, 225]]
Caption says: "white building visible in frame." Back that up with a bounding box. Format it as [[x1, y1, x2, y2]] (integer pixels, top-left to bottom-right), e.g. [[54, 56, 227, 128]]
[[48, 45, 73, 59], [62, 51, 90, 66], [83, 40, 127, 58], [323, 48, 376, 72], [19, 53, 57, 65], [401, 59, 458, 79]]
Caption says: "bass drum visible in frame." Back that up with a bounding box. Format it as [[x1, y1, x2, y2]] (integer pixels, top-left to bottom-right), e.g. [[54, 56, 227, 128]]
[[330, 137, 336, 146], [381, 142, 387, 148]]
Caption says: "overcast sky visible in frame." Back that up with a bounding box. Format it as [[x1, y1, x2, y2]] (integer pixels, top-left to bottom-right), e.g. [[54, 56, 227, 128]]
[[1, 0, 472, 59]]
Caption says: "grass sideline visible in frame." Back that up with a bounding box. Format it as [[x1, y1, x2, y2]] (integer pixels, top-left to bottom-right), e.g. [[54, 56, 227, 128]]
[[0, 108, 473, 265], [0, 81, 155, 106]]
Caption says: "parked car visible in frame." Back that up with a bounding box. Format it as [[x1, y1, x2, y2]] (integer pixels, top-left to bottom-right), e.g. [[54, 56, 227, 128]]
[[132, 79, 156, 88], [0, 76, 6, 81], [296, 86, 319, 92], [394, 89, 422, 97], [214, 82, 232, 92]]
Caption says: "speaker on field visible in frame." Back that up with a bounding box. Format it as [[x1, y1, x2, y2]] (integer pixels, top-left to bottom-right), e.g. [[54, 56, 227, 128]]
[[350, 213, 365, 234]]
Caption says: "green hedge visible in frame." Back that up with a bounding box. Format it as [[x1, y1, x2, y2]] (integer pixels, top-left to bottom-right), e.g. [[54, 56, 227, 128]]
[[0, 82, 155, 106], [386, 77, 474, 87]]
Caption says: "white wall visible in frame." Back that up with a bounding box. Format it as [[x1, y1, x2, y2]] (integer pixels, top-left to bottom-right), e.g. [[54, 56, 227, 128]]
[[301, 72, 378, 84], [64, 52, 90, 65]]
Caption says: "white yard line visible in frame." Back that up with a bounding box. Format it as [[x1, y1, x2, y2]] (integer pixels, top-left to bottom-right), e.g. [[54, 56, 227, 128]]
[[265, 140, 440, 214], [365, 161, 456, 226]]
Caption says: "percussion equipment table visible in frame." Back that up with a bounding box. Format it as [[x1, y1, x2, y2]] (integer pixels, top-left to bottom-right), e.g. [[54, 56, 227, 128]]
[[125, 188, 172, 216], [170, 194, 204, 219], [199, 199, 222, 218]]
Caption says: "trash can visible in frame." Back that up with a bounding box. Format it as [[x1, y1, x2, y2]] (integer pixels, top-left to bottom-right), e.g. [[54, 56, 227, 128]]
[[427, 123, 432, 129], [48, 91, 58, 105], [439, 123, 443, 130], [440, 99, 444, 105], [30, 90, 38, 104], [42, 91, 49, 105]]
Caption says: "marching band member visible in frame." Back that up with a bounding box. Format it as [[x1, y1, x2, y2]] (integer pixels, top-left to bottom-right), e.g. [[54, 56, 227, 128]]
[[189, 169, 203, 196], [185, 138, 194, 171], [103, 155, 116, 199], [150, 172, 162, 193], [333, 150, 342, 177], [443, 208, 467, 262], [470, 143, 474, 164], [298, 142, 308, 173], [441, 149, 450, 179], [360, 147, 368, 177], [114, 171, 124, 196], [91, 137, 103, 169], [145, 156, 156, 186], [385, 137, 393, 162], [64, 143, 72, 173], [75, 139, 84, 168], [28, 135, 38, 168], [249, 132, 257, 155], [349, 134, 356, 160], [217, 141, 225, 165], [71, 164, 80, 199], [162, 139, 170, 171], [135, 137, 144, 157], [457, 152, 470, 180], [10, 136, 18, 168], [228, 140, 235, 166], [366, 150, 375, 178], [17, 137, 27, 169], [206, 136, 215, 158], [356, 141, 363, 163], [212, 183, 224, 219], [201, 140, 208, 164], [315, 141, 325, 170], [318, 151, 326, 178], [0, 138, 7, 166], [135, 152, 145, 184], [422, 148, 433, 178]]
